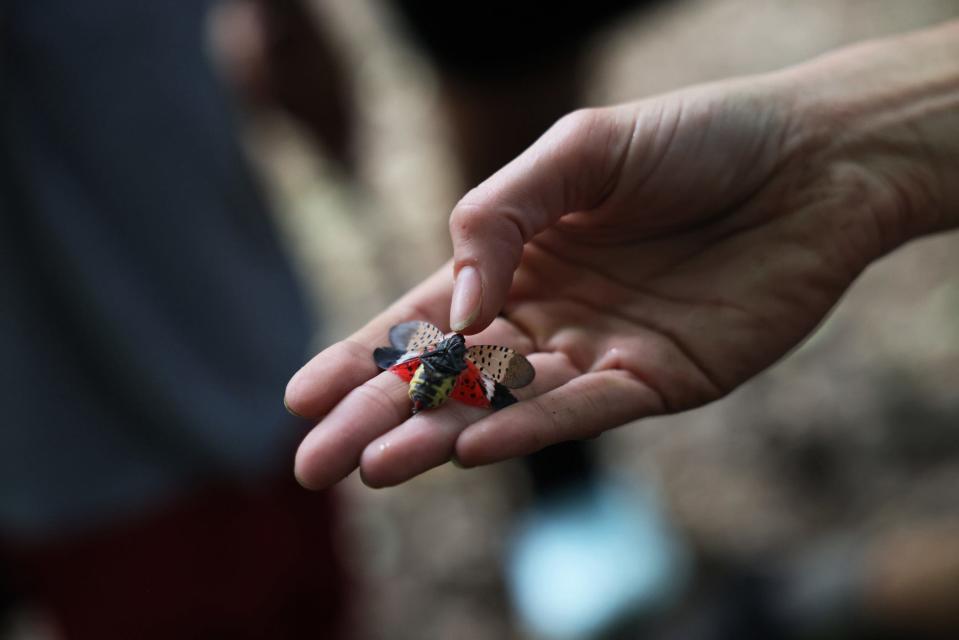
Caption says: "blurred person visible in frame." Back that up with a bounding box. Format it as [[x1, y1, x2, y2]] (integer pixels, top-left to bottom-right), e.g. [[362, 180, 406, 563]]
[[286, 16, 959, 636], [0, 1, 349, 638], [390, 0, 658, 188]]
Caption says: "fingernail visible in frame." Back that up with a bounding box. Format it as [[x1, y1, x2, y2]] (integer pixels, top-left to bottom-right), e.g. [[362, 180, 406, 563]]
[[450, 266, 481, 331], [284, 376, 305, 417], [283, 395, 303, 418]]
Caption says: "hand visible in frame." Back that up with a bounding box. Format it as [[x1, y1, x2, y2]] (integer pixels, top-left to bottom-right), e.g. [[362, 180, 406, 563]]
[[286, 23, 959, 489]]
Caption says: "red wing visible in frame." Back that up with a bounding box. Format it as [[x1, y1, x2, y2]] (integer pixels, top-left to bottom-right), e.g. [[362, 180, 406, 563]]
[[388, 357, 421, 382], [449, 361, 493, 408]]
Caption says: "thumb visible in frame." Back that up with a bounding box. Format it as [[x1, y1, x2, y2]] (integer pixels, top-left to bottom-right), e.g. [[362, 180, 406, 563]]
[[448, 106, 636, 333]]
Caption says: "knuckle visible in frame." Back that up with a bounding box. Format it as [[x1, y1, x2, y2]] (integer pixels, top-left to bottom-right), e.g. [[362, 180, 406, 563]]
[[449, 198, 488, 236], [553, 107, 603, 136], [548, 107, 616, 155]]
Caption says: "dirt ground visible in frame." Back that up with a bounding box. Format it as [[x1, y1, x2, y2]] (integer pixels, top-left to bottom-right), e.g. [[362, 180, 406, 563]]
[[249, 1, 959, 638]]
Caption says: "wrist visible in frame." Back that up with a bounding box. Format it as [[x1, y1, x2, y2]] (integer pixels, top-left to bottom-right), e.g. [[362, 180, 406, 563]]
[[778, 20, 959, 253]]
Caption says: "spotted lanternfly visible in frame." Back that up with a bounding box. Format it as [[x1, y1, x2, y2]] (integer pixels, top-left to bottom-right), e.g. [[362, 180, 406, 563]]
[[373, 320, 535, 414]]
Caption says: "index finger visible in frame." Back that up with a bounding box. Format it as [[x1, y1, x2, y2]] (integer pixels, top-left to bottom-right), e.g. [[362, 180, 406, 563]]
[[284, 262, 454, 419], [448, 107, 636, 333]]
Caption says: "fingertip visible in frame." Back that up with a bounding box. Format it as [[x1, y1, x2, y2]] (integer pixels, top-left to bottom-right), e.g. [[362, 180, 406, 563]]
[[358, 441, 393, 488], [449, 452, 471, 469], [294, 438, 325, 491], [449, 204, 524, 333], [449, 266, 510, 335], [450, 264, 482, 332], [453, 421, 498, 468], [358, 467, 383, 489], [283, 388, 304, 418], [294, 423, 351, 491], [294, 469, 321, 491], [284, 370, 308, 417], [283, 340, 384, 419]]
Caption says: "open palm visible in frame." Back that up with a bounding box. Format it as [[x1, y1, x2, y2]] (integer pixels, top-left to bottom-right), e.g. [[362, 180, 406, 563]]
[[287, 72, 918, 489]]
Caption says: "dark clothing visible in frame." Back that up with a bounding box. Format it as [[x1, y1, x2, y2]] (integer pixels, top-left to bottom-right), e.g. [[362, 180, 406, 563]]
[[0, 0, 312, 536], [392, 0, 649, 80]]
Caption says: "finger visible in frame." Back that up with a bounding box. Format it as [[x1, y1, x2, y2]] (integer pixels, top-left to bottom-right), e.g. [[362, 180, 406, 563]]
[[454, 369, 663, 467], [448, 107, 636, 333], [294, 371, 411, 490], [285, 262, 453, 419], [495, 301, 721, 409], [359, 351, 579, 487], [294, 317, 547, 490], [359, 403, 485, 489]]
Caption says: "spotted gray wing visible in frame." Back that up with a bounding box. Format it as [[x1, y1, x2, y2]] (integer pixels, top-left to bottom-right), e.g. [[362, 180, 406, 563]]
[[466, 345, 535, 389], [388, 320, 446, 353]]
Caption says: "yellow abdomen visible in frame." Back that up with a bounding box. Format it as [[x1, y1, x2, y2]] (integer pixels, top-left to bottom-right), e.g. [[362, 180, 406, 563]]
[[410, 364, 456, 411]]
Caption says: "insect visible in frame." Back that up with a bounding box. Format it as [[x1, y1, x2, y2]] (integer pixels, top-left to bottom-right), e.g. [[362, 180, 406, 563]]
[[373, 320, 535, 414]]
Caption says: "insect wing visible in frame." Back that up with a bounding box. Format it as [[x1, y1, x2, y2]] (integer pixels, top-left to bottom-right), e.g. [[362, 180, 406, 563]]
[[490, 382, 519, 410], [387, 356, 421, 382], [449, 361, 494, 408], [388, 321, 446, 353], [466, 345, 535, 389], [373, 346, 405, 370]]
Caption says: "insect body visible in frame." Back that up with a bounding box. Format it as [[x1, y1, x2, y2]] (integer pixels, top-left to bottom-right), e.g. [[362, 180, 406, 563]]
[[373, 320, 535, 413]]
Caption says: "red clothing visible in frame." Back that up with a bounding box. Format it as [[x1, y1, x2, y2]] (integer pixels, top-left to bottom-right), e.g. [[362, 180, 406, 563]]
[[3, 476, 350, 640]]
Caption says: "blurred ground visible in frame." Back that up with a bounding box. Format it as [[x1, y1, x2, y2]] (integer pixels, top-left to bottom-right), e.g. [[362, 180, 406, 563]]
[[246, 1, 959, 638]]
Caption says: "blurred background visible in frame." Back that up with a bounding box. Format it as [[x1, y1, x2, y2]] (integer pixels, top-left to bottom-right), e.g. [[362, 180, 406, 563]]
[[4, 0, 959, 639]]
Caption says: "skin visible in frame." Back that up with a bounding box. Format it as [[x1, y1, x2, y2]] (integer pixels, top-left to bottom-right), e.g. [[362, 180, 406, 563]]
[[286, 21, 959, 490]]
